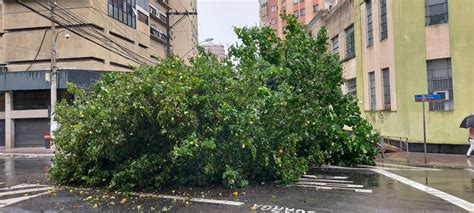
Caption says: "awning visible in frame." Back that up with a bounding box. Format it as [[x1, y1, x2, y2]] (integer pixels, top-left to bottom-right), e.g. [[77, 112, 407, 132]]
[[0, 70, 109, 91]]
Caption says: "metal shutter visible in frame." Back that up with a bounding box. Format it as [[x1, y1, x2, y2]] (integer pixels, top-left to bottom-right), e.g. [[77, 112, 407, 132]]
[[0, 120, 5, 146], [14, 119, 49, 148]]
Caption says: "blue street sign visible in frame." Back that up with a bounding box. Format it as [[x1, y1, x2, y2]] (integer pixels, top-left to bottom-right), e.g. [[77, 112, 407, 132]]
[[415, 94, 442, 102]]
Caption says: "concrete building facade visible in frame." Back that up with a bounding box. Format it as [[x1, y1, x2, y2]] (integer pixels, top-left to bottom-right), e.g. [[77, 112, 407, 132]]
[[259, 0, 338, 37], [0, 0, 197, 149], [309, 0, 355, 96], [310, 0, 474, 153], [203, 43, 225, 61]]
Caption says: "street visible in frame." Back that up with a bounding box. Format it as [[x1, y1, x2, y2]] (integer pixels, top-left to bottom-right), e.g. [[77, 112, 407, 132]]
[[0, 156, 472, 212]]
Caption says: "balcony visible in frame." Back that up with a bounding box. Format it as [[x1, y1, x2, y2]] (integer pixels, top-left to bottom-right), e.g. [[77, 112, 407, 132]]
[[150, 27, 167, 45], [149, 7, 167, 26], [157, 0, 171, 10]]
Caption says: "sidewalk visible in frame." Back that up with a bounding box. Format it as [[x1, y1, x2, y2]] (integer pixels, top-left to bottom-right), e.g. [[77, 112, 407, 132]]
[[378, 151, 474, 169], [0, 147, 53, 157]]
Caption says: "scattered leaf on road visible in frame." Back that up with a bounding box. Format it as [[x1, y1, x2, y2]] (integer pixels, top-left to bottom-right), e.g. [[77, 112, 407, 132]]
[[120, 198, 127, 204]]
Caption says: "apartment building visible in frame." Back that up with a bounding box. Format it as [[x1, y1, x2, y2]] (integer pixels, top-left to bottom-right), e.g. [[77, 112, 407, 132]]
[[203, 43, 225, 61], [309, 0, 355, 96], [259, 0, 338, 37], [310, 0, 474, 153], [0, 0, 198, 149]]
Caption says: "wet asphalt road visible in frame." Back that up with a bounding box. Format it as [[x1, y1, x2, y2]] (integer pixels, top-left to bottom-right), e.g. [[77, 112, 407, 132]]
[[0, 156, 472, 212]]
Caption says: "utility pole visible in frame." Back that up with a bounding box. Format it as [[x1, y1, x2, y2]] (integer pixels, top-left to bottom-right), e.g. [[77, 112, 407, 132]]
[[166, 10, 198, 56], [49, 0, 58, 145], [422, 99, 427, 164]]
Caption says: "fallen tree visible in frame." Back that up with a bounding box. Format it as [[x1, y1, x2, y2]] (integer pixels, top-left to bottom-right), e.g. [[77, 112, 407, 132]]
[[49, 15, 379, 191]]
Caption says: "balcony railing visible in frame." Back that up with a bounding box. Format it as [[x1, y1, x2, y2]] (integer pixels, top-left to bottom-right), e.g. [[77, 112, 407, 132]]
[[150, 27, 167, 44], [157, 0, 171, 9], [150, 12, 166, 25]]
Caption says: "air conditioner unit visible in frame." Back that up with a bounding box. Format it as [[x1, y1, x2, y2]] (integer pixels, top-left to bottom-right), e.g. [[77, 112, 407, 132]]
[[433, 90, 449, 100], [0, 66, 7, 72]]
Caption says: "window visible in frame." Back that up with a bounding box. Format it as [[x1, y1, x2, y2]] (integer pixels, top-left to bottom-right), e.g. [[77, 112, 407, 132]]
[[382, 68, 391, 110], [13, 90, 50, 110], [271, 18, 277, 25], [427, 58, 453, 111], [380, 0, 388, 40], [108, 0, 137, 28], [300, 8, 305, 16], [366, 0, 373, 47], [150, 6, 157, 16], [293, 10, 299, 17], [347, 78, 357, 97], [293, 0, 304, 3], [313, 4, 319, 12], [271, 5, 277, 12], [369, 72, 376, 111], [0, 92, 4, 112], [281, 1, 287, 8], [345, 25, 355, 59], [331, 35, 339, 54], [425, 0, 449, 26], [137, 10, 148, 25]]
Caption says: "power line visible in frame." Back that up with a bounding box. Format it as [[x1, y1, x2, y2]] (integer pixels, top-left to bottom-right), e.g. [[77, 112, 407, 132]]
[[52, 1, 156, 65], [17, 0, 151, 66], [30, 0, 146, 65], [26, 29, 48, 71]]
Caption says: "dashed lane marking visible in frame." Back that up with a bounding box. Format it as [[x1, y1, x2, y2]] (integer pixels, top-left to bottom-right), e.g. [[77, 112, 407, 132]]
[[0, 186, 52, 197], [372, 168, 474, 212], [0, 192, 49, 208], [130, 192, 245, 206], [290, 184, 373, 194], [0, 184, 48, 191], [297, 181, 364, 188], [296, 174, 372, 194], [302, 175, 348, 180], [0, 184, 52, 208], [298, 178, 353, 183]]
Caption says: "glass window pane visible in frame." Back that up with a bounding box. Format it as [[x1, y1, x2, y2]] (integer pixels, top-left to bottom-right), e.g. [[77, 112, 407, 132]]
[[428, 4, 447, 16], [426, 0, 446, 6]]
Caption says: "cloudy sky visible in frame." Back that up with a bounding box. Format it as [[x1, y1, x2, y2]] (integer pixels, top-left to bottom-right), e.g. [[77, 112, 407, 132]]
[[197, 0, 259, 49]]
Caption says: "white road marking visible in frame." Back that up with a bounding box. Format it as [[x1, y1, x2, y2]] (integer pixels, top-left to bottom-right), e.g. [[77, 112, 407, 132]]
[[297, 181, 363, 188], [290, 184, 373, 194], [0, 192, 49, 208], [0, 184, 48, 191], [354, 189, 373, 193], [332, 176, 349, 179], [302, 175, 348, 180], [298, 178, 353, 183], [372, 168, 474, 212], [0, 186, 52, 197], [157, 195, 244, 206], [130, 192, 245, 206]]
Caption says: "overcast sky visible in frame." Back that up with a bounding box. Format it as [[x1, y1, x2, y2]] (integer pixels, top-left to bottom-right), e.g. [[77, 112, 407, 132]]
[[197, 0, 259, 50]]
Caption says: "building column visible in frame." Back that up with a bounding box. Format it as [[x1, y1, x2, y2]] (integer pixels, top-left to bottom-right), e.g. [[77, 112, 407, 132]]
[[5, 91, 14, 149]]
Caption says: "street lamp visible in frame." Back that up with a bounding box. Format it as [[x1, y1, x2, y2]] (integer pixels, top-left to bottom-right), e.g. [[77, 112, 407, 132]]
[[180, 38, 214, 60]]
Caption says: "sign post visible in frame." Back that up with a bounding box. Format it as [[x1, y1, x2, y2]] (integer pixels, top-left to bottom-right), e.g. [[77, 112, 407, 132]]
[[415, 94, 442, 164]]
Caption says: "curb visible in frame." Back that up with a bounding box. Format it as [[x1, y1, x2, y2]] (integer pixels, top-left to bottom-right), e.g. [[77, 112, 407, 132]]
[[0, 153, 54, 157], [376, 159, 467, 170]]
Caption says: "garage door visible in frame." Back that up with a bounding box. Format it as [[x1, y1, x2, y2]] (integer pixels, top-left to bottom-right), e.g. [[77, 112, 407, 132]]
[[15, 119, 49, 148], [0, 120, 5, 146]]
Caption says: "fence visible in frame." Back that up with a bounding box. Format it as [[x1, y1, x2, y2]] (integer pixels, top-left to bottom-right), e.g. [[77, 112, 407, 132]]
[[379, 135, 409, 164]]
